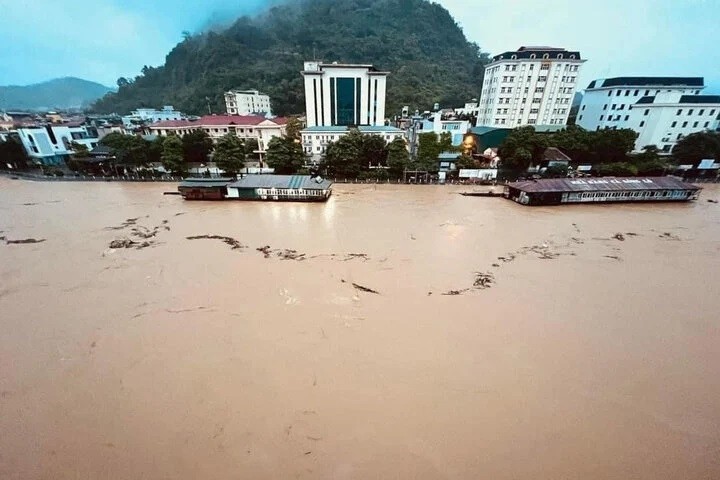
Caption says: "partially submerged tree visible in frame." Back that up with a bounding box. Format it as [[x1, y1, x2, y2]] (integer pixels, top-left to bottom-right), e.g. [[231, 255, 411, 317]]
[[266, 136, 305, 174], [213, 133, 246, 177], [161, 135, 185, 176]]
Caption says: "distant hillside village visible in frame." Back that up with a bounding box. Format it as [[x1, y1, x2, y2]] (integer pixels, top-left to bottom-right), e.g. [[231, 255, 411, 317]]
[[1, 46, 719, 182]]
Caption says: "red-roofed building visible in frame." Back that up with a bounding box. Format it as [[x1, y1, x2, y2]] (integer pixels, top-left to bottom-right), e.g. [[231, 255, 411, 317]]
[[146, 115, 288, 160]]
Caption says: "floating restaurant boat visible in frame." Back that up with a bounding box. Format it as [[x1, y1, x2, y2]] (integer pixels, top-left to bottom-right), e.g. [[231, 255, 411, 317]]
[[504, 177, 701, 206], [178, 175, 333, 202]]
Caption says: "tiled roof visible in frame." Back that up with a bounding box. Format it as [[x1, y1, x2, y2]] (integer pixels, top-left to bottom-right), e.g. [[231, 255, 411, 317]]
[[491, 47, 581, 62], [678, 95, 720, 104], [543, 147, 571, 162], [591, 77, 704, 88]]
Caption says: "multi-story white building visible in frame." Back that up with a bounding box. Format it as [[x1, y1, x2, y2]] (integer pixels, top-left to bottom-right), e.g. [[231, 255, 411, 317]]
[[122, 106, 185, 129], [301, 61, 388, 128], [224, 89, 272, 116], [15, 124, 100, 165], [147, 115, 287, 161], [477, 46, 584, 128], [299, 61, 402, 162], [576, 77, 719, 152]]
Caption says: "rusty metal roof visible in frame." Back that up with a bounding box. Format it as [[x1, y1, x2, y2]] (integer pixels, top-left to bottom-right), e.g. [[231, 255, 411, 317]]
[[508, 177, 700, 193]]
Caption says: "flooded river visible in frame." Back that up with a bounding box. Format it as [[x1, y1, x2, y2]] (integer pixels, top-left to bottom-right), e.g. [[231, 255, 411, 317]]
[[1, 178, 719, 479]]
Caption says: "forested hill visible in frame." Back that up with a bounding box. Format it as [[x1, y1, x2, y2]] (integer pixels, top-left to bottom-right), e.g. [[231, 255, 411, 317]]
[[92, 0, 489, 116]]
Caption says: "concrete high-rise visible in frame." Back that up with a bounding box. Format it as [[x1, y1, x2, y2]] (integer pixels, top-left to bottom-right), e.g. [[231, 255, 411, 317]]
[[477, 46, 584, 127]]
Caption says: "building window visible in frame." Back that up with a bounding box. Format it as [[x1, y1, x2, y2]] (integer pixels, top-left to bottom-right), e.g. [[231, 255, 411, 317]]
[[710, 109, 716, 116], [530, 108, 539, 114], [677, 133, 683, 140], [693, 121, 699, 127], [535, 87, 544, 93], [611, 104, 616, 110], [528, 119, 536, 124], [624, 115, 629, 121], [530, 54, 536, 59], [607, 90, 612, 97], [677, 109, 682, 115], [625, 90, 630, 96], [682, 121, 688, 127], [671, 121, 677, 127], [704, 122, 710, 128], [578, 115, 583, 121], [644, 109, 649, 116], [538, 76, 547, 82], [540, 64, 549, 70], [599, 115, 604, 121], [616, 90, 621, 96], [640, 121, 645, 127], [603, 104, 607, 110], [699, 109, 705, 115], [618, 104, 624, 110], [688, 109, 694, 115]]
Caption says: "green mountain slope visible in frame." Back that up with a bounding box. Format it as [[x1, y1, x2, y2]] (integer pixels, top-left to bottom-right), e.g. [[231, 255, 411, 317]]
[[92, 0, 489, 116], [0, 77, 114, 111]]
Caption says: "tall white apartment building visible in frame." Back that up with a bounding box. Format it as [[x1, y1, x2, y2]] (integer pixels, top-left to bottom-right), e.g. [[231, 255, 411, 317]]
[[477, 46, 584, 127], [224, 89, 272, 115], [301, 61, 388, 127], [576, 77, 719, 152]]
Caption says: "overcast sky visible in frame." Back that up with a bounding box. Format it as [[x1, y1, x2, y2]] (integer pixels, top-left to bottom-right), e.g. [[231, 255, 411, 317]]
[[1, 0, 718, 92]]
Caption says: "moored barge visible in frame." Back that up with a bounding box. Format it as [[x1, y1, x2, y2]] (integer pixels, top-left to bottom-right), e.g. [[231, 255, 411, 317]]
[[504, 177, 700, 206], [178, 175, 332, 202]]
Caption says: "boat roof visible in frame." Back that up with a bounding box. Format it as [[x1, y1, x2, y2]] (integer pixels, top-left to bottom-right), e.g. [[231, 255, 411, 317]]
[[179, 178, 233, 188], [508, 177, 700, 193], [229, 174, 333, 190]]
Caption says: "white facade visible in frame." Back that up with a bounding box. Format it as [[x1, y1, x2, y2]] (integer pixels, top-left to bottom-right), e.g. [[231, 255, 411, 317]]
[[301, 126, 404, 162], [301, 61, 388, 127], [224, 89, 272, 115], [122, 106, 185, 128], [16, 125, 99, 164], [147, 115, 287, 159], [576, 77, 719, 152], [478, 46, 584, 127]]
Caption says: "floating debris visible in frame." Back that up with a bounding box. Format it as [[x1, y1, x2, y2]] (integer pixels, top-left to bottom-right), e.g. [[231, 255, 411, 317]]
[[625, 232, 639, 236], [658, 232, 681, 241], [131, 226, 159, 239], [351, 283, 380, 294], [603, 255, 622, 261], [442, 288, 469, 296], [277, 249, 306, 261], [109, 238, 151, 249], [613, 233, 625, 241], [707, 199, 718, 203], [256, 245, 272, 258], [343, 253, 368, 261], [5, 238, 46, 245], [186, 235, 244, 250], [473, 272, 495, 289]]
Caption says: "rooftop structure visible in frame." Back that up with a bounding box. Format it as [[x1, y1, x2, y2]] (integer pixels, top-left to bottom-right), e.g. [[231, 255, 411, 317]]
[[505, 177, 700, 205], [301, 61, 388, 128]]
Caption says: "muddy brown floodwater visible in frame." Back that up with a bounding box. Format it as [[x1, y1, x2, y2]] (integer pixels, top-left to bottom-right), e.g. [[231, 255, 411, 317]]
[[1, 178, 719, 479]]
